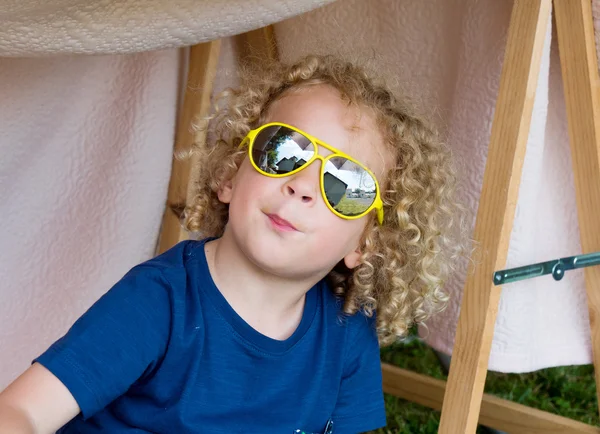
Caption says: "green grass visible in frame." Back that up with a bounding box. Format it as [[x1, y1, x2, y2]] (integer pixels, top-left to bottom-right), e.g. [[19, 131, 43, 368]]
[[334, 195, 369, 215], [374, 336, 599, 433]]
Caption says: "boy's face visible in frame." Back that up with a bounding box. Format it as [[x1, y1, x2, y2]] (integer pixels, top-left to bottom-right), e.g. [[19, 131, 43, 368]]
[[218, 85, 389, 280]]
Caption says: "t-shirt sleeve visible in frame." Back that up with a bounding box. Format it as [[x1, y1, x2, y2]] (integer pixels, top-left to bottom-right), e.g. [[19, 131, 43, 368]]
[[33, 264, 172, 419], [333, 314, 386, 433]]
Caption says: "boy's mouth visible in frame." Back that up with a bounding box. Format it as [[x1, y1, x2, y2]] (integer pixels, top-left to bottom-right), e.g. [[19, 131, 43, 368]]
[[266, 213, 298, 232]]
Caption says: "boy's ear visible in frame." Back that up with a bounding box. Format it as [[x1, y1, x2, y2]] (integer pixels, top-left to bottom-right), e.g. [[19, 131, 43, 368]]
[[343, 247, 362, 269], [217, 178, 234, 204]]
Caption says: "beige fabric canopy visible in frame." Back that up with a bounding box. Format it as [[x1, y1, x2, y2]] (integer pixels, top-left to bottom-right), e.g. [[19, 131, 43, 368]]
[[0, 0, 334, 56]]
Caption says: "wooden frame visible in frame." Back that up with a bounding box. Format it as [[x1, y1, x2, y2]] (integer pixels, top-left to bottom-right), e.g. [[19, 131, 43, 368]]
[[384, 2, 600, 431], [157, 40, 222, 254], [159, 1, 600, 430], [157, 27, 278, 254], [382, 364, 600, 433], [437, 0, 600, 432], [439, 0, 552, 430]]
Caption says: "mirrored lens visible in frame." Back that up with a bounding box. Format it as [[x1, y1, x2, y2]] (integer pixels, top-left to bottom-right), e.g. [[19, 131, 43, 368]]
[[251, 126, 314, 175], [324, 157, 377, 216]]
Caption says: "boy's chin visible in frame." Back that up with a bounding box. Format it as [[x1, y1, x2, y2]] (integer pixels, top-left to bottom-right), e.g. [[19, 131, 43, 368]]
[[229, 224, 337, 280], [242, 243, 317, 279], [248, 248, 303, 276]]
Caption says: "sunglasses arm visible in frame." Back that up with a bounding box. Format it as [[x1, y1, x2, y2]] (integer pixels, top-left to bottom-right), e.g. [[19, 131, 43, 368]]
[[373, 197, 384, 225], [239, 130, 258, 149]]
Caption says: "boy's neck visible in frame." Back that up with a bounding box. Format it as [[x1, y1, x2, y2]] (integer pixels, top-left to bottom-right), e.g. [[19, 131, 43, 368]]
[[204, 234, 324, 341]]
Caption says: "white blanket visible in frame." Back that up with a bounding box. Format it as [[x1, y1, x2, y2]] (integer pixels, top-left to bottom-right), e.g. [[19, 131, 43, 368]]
[[0, 50, 179, 388]]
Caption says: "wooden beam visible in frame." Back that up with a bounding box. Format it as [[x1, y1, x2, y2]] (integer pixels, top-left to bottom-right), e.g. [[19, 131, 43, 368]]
[[554, 0, 600, 415], [234, 26, 278, 63], [383, 363, 600, 433], [157, 41, 221, 254], [438, 1, 552, 432], [157, 26, 277, 254]]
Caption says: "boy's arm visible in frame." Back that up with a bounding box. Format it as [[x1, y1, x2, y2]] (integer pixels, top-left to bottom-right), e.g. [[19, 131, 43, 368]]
[[0, 363, 80, 434], [0, 263, 173, 432]]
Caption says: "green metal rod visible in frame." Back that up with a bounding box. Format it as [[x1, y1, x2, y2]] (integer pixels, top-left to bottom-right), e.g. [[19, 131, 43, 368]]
[[493, 251, 600, 285]]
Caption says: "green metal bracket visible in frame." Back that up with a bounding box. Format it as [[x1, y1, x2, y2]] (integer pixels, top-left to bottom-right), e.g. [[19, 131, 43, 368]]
[[493, 251, 600, 285]]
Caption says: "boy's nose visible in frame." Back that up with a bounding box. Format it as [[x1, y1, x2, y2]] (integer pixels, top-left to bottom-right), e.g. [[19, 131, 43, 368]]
[[281, 162, 320, 205]]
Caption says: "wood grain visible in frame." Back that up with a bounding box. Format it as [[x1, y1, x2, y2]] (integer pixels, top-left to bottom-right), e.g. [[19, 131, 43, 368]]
[[438, 1, 552, 432], [383, 363, 600, 433], [554, 0, 600, 416], [234, 26, 278, 64], [157, 26, 278, 254], [157, 41, 221, 254]]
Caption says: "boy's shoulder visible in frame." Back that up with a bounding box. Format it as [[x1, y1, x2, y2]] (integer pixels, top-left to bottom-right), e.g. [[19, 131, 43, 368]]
[[141, 239, 201, 270], [321, 284, 379, 347], [130, 240, 204, 278], [119, 240, 206, 298]]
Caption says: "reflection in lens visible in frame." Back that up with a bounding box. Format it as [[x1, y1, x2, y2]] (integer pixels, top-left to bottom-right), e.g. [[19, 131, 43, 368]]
[[324, 157, 376, 216], [252, 126, 314, 175]]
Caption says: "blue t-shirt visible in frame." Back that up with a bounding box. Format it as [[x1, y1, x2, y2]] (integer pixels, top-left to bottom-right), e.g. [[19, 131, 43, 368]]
[[35, 239, 386, 433]]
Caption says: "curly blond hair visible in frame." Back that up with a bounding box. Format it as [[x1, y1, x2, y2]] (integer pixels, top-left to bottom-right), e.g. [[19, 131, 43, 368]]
[[184, 54, 469, 346]]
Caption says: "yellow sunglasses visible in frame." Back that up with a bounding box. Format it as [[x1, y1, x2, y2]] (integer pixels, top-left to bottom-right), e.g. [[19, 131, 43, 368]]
[[240, 122, 384, 224]]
